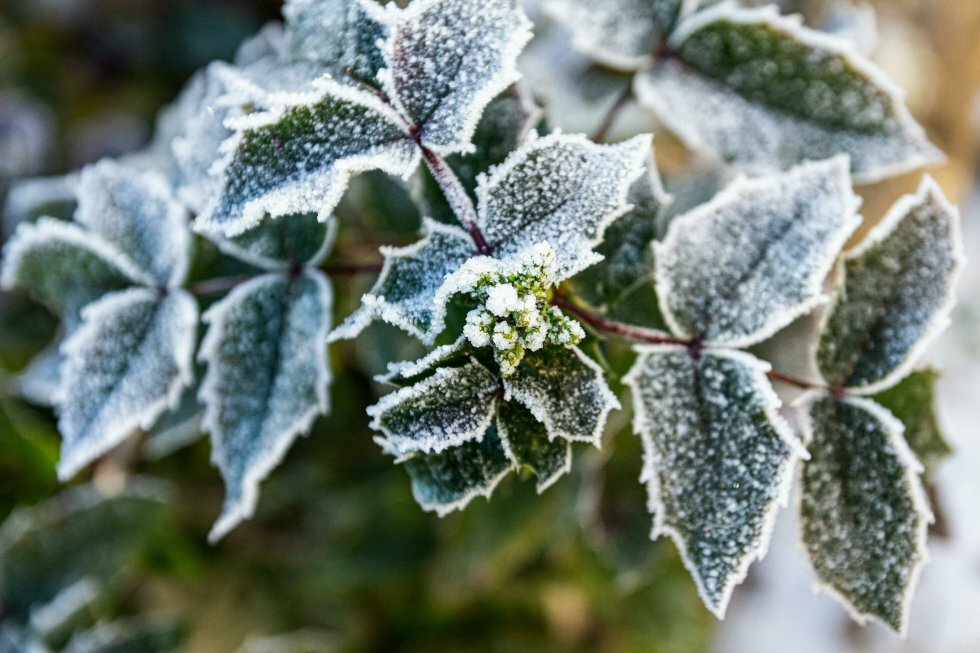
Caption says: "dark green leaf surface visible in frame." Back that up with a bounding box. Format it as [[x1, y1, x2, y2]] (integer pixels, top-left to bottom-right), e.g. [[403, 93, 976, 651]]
[[874, 370, 952, 475]]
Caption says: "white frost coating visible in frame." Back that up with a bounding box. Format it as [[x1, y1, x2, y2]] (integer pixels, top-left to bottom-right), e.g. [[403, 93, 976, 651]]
[[634, 3, 942, 183], [198, 76, 419, 237], [199, 271, 332, 542], [376, 336, 467, 384], [495, 403, 572, 494], [411, 457, 511, 518], [28, 578, 100, 637], [16, 342, 63, 407], [2, 173, 77, 233], [367, 361, 499, 456], [795, 393, 932, 636], [503, 346, 620, 447], [623, 346, 806, 618], [330, 218, 476, 344], [378, 0, 533, 153], [55, 288, 198, 480], [75, 160, 192, 287], [215, 216, 337, 272], [654, 157, 861, 348], [476, 132, 650, 279], [816, 175, 965, 395]]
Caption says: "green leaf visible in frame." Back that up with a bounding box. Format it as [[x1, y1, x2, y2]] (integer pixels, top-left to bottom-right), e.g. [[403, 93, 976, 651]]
[[3, 174, 77, 228], [219, 213, 335, 271], [368, 361, 499, 456], [63, 620, 182, 653], [799, 395, 931, 634], [403, 425, 511, 516], [198, 79, 419, 237], [283, 0, 387, 82], [817, 177, 964, 393], [376, 336, 468, 386], [503, 346, 620, 447], [56, 289, 198, 480], [199, 271, 332, 541], [496, 400, 571, 493], [633, 4, 942, 181], [655, 157, 859, 347], [544, 0, 688, 70], [624, 346, 803, 617], [873, 369, 952, 475]]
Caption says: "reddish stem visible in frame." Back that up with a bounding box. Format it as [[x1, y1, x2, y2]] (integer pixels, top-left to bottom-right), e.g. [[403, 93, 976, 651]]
[[418, 143, 491, 255], [589, 84, 634, 143]]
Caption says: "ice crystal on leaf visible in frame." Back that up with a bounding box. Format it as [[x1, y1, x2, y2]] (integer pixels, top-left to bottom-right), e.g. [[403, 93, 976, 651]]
[[655, 157, 860, 347], [624, 346, 804, 617], [799, 395, 931, 635], [816, 177, 964, 394], [496, 400, 571, 493], [283, 0, 387, 82]]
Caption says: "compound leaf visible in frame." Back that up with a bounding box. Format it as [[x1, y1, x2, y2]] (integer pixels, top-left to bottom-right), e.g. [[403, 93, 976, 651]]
[[477, 133, 650, 279], [380, 0, 532, 153], [402, 425, 511, 516], [283, 0, 387, 82], [655, 157, 859, 347], [199, 79, 418, 236], [624, 346, 803, 617], [75, 160, 191, 287], [874, 370, 951, 475], [331, 219, 475, 344], [199, 271, 332, 541], [496, 399, 571, 493], [817, 177, 963, 393], [633, 4, 942, 182], [799, 395, 931, 635], [56, 289, 198, 480], [504, 346, 619, 447], [368, 360, 499, 456]]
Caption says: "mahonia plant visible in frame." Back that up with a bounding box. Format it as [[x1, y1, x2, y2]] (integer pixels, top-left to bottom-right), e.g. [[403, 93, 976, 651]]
[[0, 0, 965, 636]]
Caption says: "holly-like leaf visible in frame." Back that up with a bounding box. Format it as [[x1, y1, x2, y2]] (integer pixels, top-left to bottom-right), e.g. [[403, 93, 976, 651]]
[[199, 271, 332, 541], [477, 133, 650, 279], [1, 218, 140, 325], [198, 79, 419, 236], [799, 395, 931, 635], [496, 400, 571, 493], [75, 160, 191, 287], [544, 0, 688, 70], [283, 0, 387, 82], [817, 177, 963, 393], [874, 370, 951, 475], [56, 289, 198, 480], [219, 214, 335, 271], [655, 157, 860, 347], [380, 0, 532, 153], [504, 346, 620, 447], [633, 4, 942, 182], [403, 425, 511, 516], [368, 360, 499, 456], [3, 173, 77, 230], [376, 336, 468, 385], [624, 346, 804, 617], [331, 219, 475, 344]]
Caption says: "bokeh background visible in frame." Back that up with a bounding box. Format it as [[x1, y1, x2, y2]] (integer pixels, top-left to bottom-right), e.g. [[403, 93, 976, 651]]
[[0, 1, 978, 651]]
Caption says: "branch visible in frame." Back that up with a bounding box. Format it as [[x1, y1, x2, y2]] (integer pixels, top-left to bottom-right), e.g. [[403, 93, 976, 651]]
[[589, 83, 634, 143], [418, 145, 492, 255]]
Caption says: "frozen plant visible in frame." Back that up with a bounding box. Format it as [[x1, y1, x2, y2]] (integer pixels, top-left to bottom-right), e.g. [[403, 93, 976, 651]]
[[0, 0, 966, 640]]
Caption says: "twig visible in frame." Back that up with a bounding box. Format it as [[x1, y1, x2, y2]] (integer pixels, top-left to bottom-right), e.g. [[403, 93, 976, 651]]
[[551, 293, 689, 347], [589, 84, 634, 143], [417, 143, 491, 255]]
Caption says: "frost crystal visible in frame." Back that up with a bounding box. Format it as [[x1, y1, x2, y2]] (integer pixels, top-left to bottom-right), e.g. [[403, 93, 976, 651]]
[[283, 0, 387, 82], [655, 157, 859, 347], [496, 399, 572, 493], [624, 346, 804, 617], [219, 213, 336, 271], [199, 272, 332, 541], [816, 176, 964, 393], [799, 395, 931, 635]]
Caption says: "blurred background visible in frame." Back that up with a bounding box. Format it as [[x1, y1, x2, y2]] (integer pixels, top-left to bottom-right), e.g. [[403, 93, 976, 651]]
[[0, 0, 977, 651]]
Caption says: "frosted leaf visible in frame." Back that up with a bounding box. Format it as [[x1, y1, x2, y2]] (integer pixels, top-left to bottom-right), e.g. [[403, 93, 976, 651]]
[[1, 218, 142, 324], [368, 361, 499, 456], [62, 620, 181, 653], [633, 4, 942, 182], [219, 213, 336, 271], [143, 381, 205, 461], [380, 0, 532, 153], [3, 173, 77, 233], [234, 22, 288, 66], [402, 424, 511, 516], [17, 342, 63, 407], [56, 289, 198, 480], [543, 0, 688, 71], [331, 219, 475, 344], [211, 59, 328, 108], [283, 0, 387, 82], [496, 399, 571, 493], [503, 346, 619, 447], [874, 370, 951, 475], [199, 271, 332, 541], [655, 157, 860, 348], [816, 177, 963, 393], [198, 79, 418, 236], [376, 336, 468, 385], [624, 346, 804, 617], [799, 395, 931, 635], [477, 133, 650, 279], [75, 160, 191, 287]]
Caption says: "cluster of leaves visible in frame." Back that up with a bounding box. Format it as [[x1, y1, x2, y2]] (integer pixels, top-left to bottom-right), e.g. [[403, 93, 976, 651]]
[[0, 0, 965, 639]]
